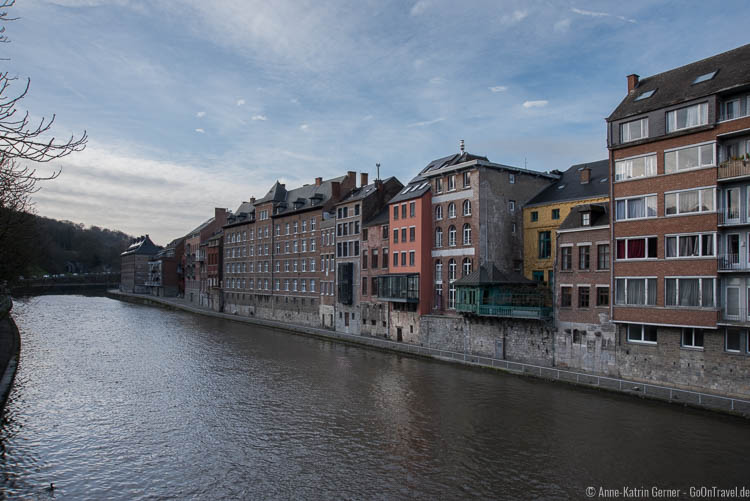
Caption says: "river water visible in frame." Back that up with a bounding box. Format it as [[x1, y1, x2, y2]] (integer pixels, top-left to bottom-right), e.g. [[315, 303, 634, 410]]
[[1, 295, 748, 500]]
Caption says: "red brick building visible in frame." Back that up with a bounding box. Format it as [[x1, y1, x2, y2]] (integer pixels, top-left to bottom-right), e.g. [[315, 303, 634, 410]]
[[360, 208, 391, 338], [120, 235, 161, 294], [184, 208, 228, 304]]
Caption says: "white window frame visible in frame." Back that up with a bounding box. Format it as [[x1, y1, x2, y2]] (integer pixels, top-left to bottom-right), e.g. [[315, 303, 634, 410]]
[[620, 117, 648, 143], [614, 276, 658, 306], [664, 186, 715, 216], [681, 328, 704, 350], [626, 324, 658, 345], [664, 141, 715, 174], [614, 153, 657, 181], [666, 102, 708, 132], [664, 276, 715, 308], [721, 98, 741, 121], [615, 236, 658, 261], [615, 194, 657, 221], [664, 233, 715, 259]]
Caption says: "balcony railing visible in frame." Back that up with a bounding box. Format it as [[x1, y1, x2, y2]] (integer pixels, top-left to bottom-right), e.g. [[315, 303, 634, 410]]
[[717, 210, 745, 225], [718, 254, 750, 271], [456, 302, 552, 320], [719, 306, 750, 325], [718, 159, 750, 180]]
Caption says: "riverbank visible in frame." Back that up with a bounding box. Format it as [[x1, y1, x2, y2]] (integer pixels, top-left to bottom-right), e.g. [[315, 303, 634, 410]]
[[108, 290, 750, 418], [0, 295, 20, 412]]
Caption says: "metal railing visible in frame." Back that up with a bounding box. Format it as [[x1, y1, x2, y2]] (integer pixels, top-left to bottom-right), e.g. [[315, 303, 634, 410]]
[[718, 253, 750, 271], [455, 302, 552, 320], [717, 210, 745, 225], [718, 159, 750, 180], [719, 306, 750, 325]]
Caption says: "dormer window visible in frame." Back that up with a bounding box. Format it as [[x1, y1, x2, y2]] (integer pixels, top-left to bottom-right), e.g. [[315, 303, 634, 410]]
[[582, 212, 591, 226], [621, 117, 648, 143], [666, 102, 708, 132]]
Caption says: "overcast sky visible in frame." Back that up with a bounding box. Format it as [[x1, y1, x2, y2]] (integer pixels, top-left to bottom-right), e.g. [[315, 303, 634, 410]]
[[7, 0, 750, 244]]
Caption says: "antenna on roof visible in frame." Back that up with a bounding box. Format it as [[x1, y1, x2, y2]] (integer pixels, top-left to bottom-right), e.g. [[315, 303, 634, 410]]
[[524, 157, 527, 169], [376, 163, 380, 181], [459, 139, 465, 153]]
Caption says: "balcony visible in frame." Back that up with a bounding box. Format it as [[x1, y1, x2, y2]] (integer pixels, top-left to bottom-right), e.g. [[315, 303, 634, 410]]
[[377, 274, 419, 303], [719, 306, 750, 326], [717, 210, 747, 226], [718, 254, 750, 272], [718, 159, 750, 181], [456, 301, 551, 320]]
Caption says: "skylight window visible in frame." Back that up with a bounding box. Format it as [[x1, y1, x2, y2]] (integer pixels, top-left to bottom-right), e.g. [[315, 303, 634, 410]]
[[400, 187, 410, 194], [692, 71, 717, 85], [634, 89, 656, 101], [557, 184, 566, 190]]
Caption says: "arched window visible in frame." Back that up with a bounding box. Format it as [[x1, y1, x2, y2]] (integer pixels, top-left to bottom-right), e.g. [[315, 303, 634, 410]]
[[463, 224, 472, 245], [463, 200, 471, 216], [435, 205, 443, 220], [449, 259, 457, 281], [448, 225, 457, 247], [435, 227, 443, 248], [448, 202, 456, 218], [435, 260, 443, 282], [463, 258, 472, 276]]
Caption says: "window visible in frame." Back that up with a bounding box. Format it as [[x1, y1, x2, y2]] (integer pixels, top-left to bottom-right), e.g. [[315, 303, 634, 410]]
[[448, 203, 456, 218], [538, 231, 551, 259], [682, 328, 704, 349], [615, 278, 657, 306], [401, 227, 406, 242], [310, 280, 316, 292], [448, 259, 457, 281], [401, 251, 406, 266], [383, 225, 389, 240], [581, 212, 590, 226], [621, 117, 648, 143], [409, 251, 415, 266], [463, 200, 471, 216], [615, 195, 657, 220], [448, 226, 457, 247], [533, 271, 545, 282], [409, 202, 416, 218], [721, 99, 741, 121], [435, 261, 443, 282], [409, 227, 416, 242], [448, 175, 456, 191], [725, 328, 742, 353], [616, 237, 657, 260], [462, 224, 472, 245], [665, 233, 714, 258], [435, 205, 443, 220], [393, 229, 398, 243], [596, 287, 609, 306], [666, 102, 708, 132], [362, 250, 368, 269], [310, 218, 316, 231], [578, 246, 590, 270], [561, 246, 572, 270], [665, 277, 714, 307], [362, 278, 368, 296], [597, 244, 610, 270], [665, 188, 714, 215], [509, 200, 515, 212], [370, 277, 376, 296], [401, 204, 407, 219], [531, 211, 538, 222], [551, 209, 560, 220], [435, 227, 443, 248], [615, 154, 656, 181], [627, 324, 658, 344], [436, 178, 443, 193], [355, 204, 360, 216], [383, 248, 388, 267], [371, 249, 378, 268], [463, 171, 470, 187], [509, 173, 515, 184], [561, 286, 572, 307], [578, 287, 590, 308], [665, 143, 714, 174], [393, 206, 399, 220], [462, 258, 472, 276]]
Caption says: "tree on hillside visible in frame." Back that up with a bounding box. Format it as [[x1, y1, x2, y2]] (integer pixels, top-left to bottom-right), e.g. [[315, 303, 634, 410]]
[[0, 0, 88, 284]]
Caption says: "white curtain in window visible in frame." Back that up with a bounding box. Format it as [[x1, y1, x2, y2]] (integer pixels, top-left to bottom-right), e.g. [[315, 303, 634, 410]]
[[666, 236, 677, 258], [628, 198, 644, 219], [648, 279, 657, 305], [726, 287, 740, 316], [627, 279, 645, 305], [686, 105, 699, 127], [666, 279, 677, 305], [679, 190, 699, 213], [702, 279, 714, 307], [679, 278, 699, 306]]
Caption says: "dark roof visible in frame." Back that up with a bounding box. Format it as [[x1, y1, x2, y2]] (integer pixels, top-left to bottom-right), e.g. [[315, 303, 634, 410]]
[[337, 177, 398, 204], [254, 175, 347, 216], [121, 235, 161, 257], [187, 217, 213, 237], [608, 44, 750, 121], [454, 264, 534, 287], [363, 207, 390, 228], [387, 175, 430, 204], [525, 160, 609, 207], [558, 202, 609, 231], [419, 152, 489, 175]]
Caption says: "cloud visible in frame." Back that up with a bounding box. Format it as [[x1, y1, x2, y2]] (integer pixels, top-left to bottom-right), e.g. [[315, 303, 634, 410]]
[[500, 10, 528, 25], [429, 77, 445, 84], [410, 0, 429, 16], [194, 128, 205, 133], [523, 100, 548, 108], [196, 111, 206, 118], [408, 117, 445, 127], [236, 99, 246, 106], [489, 85, 507, 93], [251, 115, 268, 121], [300, 124, 309, 130], [554, 18, 571, 33], [571, 7, 636, 23]]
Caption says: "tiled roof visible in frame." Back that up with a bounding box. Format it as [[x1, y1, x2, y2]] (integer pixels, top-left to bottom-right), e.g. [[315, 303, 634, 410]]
[[363, 207, 390, 228], [121, 235, 161, 257], [254, 175, 348, 216], [337, 177, 398, 204], [608, 43, 750, 121], [419, 152, 488, 175], [525, 160, 609, 207], [558, 202, 609, 231]]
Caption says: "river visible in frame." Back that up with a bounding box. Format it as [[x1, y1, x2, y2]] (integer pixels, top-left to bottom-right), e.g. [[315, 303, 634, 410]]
[[1, 295, 748, 500]]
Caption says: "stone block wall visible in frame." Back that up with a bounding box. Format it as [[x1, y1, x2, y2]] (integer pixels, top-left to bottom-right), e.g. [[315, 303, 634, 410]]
[[555, 316, 618, 376]]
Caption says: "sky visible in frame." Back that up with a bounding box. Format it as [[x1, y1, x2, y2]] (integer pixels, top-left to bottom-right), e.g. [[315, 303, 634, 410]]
[[5, 0, 750, 244]]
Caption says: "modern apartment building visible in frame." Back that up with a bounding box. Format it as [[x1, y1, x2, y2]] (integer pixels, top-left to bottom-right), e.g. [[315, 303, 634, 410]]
[[607, 44, 750, 393], [334, 174, 403, 335], [523, 160, 609, 285]]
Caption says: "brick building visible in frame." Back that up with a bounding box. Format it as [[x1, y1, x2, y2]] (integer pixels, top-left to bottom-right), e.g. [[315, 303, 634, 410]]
[[607, 44, 750, 395], [120, 235, 161, 294], [146, 236, 183, 297], [319, 211, 336, 328], [554, 203, 615, 374], [222, 201, 256, 315], [360, 208, 391, 338], [184, 208, 228, 304], [334, 174, 402, 335], [204, 231, 223, 311], [523, 160, 609, 285]]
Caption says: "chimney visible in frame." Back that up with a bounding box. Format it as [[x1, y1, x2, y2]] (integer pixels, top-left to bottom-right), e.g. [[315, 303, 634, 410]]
[[580, 167, 591, 184], [375, 179, 383, 191], [459, 139, 465, 153], [249, 197, 256, 203], [331, 181, 340, 200], [360, 172, 369, 187], [315, 177, 322, 186], [627, 74, 639, 93], [347, 171, 356, 183]]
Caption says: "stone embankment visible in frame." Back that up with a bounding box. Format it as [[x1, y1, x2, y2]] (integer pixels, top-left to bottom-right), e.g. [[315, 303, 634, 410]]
[[108, 290, 750, 419], [0, 294, 20, 411]]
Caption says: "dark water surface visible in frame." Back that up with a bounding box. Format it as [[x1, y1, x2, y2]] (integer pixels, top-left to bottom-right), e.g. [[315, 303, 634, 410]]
[[1, 295, 748, 500]]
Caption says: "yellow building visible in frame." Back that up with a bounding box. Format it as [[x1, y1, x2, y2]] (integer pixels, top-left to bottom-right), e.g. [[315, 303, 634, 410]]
[[523, 160, 609, 284]]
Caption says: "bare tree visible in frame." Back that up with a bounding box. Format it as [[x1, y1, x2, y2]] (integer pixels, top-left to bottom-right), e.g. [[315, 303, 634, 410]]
[[0, 0, 88, 284]]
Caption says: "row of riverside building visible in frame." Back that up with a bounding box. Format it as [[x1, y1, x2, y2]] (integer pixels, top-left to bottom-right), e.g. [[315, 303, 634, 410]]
[[122, 44, 750, 399]]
